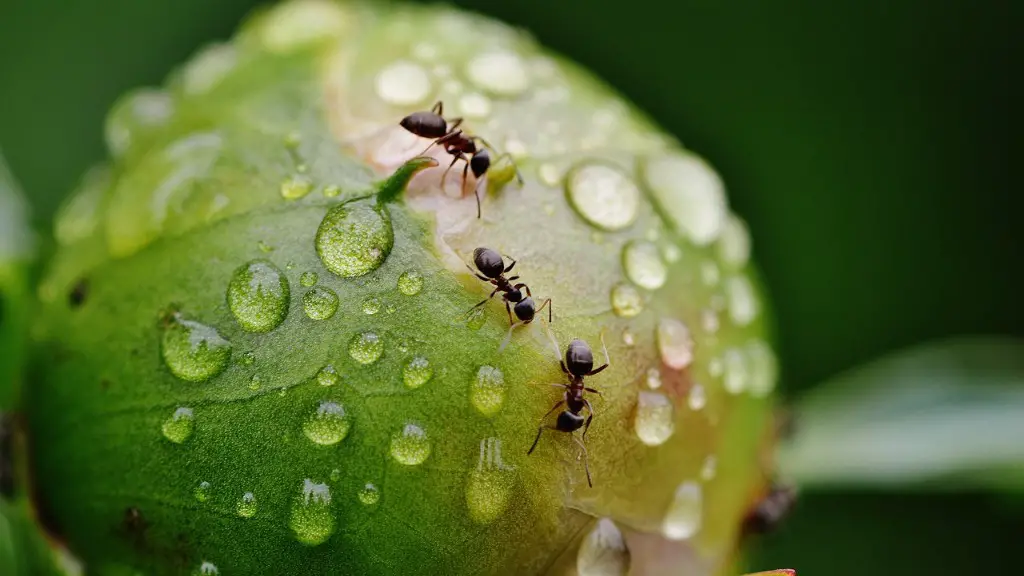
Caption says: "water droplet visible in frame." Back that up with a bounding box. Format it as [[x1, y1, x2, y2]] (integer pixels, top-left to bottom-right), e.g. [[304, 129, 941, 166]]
[[161, 407, 195, 444], [610, 283, 644, 317], [657, 318, 694, 370], [227, 260, 290, 333], [722, 348, 748, 394], [397, 270, 424, 295], [622, 328, 636, 347], [538, 163, 562, 187], [248, 374, 263, 391], [390, 423, 431, 465], [412, 41, 438, 61], [300, 271, 319, 287], [700, 261, 721, 287], [358, 483, 380, 505], [646, 367, 663, 389], [193, 561, 219, 576], [302, 401, 351, 446], [316, 365, 340, 387], [466, 50, 529, 96], [687, 384, 707, 411], [634, 391, 675, 446], [622, 241, 667, 290], [662, 481, 703, 540], [238, 350, 256, 366], [457, 92, 492, 119], [348, 331, 383, 365], [466, 437, 514, 524], [708, 356, 724, 378], [181, 42, 237, 95], [361, 297, 381, 315], [403, 356, 433, 389], [661, 243, 682, 263], [257, 240, 275, 253], [303, 286, 339, 320], [701, 309, 720, 334], [329, 468, 341, 482], [323, 184, 340, 198], [161, 313, 232, 382], [258, 0, 349, 53], [375, 60, 432, 106], [290, 479, 334, 546], [718, 214, 752, 268], [470, 366, 505, 417], [55, 165, 110, 246], [576, 518, 631, 576], [194, 481, 211, 502], [745, 340, 778, 397], [104, 89, 175, 157], [280, 174, 314, 200], [565, 163, 640, 231], [465, 307, 486, 330], [642, 152, 727, 246], [316, 200, 393, 278], [296, 163, 309, 174], [237, 491, 257, 518], [700, 455, 717, 481], [726, 275, 759, 326]]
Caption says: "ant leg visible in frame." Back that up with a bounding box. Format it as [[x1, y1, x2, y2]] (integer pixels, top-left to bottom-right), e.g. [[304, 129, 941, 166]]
[[431, 101, 443, 115], [469, 163, 482, 219], [440, 155, 462, 189], [507, 275, 520, 282], [534, 298, 553, 323], [463, 262, 491, 282], [492, 152, 525, 186], [504, 299, 515, 326], [583, 387, 603, 397], [543, 397, 567, 419], [503, 257, 517, 273], [448, 117, 463, 131], [460, 287, 500, 319], [528, 424, 559, 455], [586, 329, 611, 376], [582, 399, 595, 442], [513, 283, 533, 297], [572, 434, 593, 487]]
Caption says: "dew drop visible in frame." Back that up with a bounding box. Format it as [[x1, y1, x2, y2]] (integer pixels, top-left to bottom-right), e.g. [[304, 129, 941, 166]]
[[687, 384, 707, 411], [700, 261, 721, 287], [700, 455, 717, 481], [403, 356, 433, 389], [576, 518, 631, 576], [458, 92, 492, 119], [194, 481, 211, 503], [316, 200, 393, 278], [538, 163, 562, 187], [642, 152, 728, 246], [610, 283, 644, 318], [745, 340, 778, 397], [329, 468, 341, 482], [55, 166, 109, 246], [621, 328, 636, 347], [322, 184, 340, 198], [661, 243, 682, 263], [290, 479, 334, 546], [238, 350, 256, 366], [192, 561, 219, 576], [622, 241, 667, 290], [258, 0, 348, 53], [161, 312, 232, 382], [104, 89, 175, 157], [362, 297, 381, 315], [397, 270, 424, 296], [303, 286, 339, 320], [662, 481, 703, 540], [348, 331, 383, 365], [248, 374, 263, 391], [316, 365, 340, 387], [701, 309, 720, 334], [237, 491, 257, 518], [722, 348, 748, 394], [718, 214, 752, 268], [257, 240, 275, 253], [300, 271, 319, 287], [227, 260, 290, 333], [645, 367, 662, 390], [565, 163, 640, 231], [465, 437, 514, 525], [302, 401, 351, 446], [161, 407, 195, 444], [466, 50, 529, 96], [358, 483, 380, 506], [634, 391, 675, 446], [726, 275, 759, 326], [470, 365, 505, 417], [375, 60, 432, 106], [280, 174, 314, 200], [390, 423, 431, 465], [656, 318, 694, 370]]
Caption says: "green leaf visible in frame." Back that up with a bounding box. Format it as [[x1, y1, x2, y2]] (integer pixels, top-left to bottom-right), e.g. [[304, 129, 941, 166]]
[[0, 498, 64, 576], [779, 337, 1024, 491], [0, 149, 35, 410]]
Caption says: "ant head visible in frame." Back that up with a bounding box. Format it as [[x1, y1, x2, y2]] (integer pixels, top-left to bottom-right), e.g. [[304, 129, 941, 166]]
[[556, 410, 586, 432], [565, 339, 594, 377], [472, 247, 504, 278], [513, 297, 535, 321], [470, 149, 491, 178]]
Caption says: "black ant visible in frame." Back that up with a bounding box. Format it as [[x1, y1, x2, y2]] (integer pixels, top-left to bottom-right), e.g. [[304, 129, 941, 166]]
[[464, 247, 551, 330], [399, 101, 523, 218], [527, 331, 610, 487]]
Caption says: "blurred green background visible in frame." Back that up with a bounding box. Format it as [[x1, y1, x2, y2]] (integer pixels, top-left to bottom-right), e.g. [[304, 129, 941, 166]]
[[0, 0, 1016, 574]]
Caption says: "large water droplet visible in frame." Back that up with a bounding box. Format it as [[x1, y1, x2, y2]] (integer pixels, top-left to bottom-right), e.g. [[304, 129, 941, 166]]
[[565, 163, 640, 231], [662, 480, 703, 540], [634, 391, 675, 446], [349, 331, 383, 365], [622, 241, 667, 290], [722, 348, 749, 394], [300, 271, 319, 287], [656, 318, 694, 370], [161, 313, 232, 382], [745, 340, 778, 397], [104, 89, 175, 157], [397, 270, 424, 295], [361, 297, 381, 315], [316, 365, 340, 387], [237, 491, 257, 518], [258, 0, 348, 53], [358, 483, 380, 505], [280, 174, 314, 200], [610, 283, 644, 317], [576, 518, 631, 576], [227, 260, 290, 333], [302, 401, 351, 446], [375, 60, 432, 106], [248, 374, 263, 391], [465, 437, 514, 525], [642, 152, 727, 246], [687, 384, 707, 411], [470, 366, 505, 417], [700, 455, 717, 481], [458, 92, 492, 119], [316, 201, 393, 278], [718, 214, 752, 268], [192, 561, 219, 576], [303, 286, 339, 320], [403, 356, 433, 389], [194, 481, 211, 503], [726, 275, 759, 326], [390, 423, 431, 465], [290, 479, 334, 546], [466, 50, 529, 96], [161, 407, 195, 444]]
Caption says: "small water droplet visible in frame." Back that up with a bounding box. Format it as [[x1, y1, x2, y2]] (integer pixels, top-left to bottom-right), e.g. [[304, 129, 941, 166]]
[[283, 130, 302, 149], [718, 214, 752, 268], [316, 365, 340, 387], [458, 92, 492, 119], [622, 241, 667, 290], [745, 340, 778, 397], [646, 367, 663, 389], [701, 309, 720, 334], [194, 481, 211, 503], [237, 491, 257, 518], [466, 437, 514, 524], [662, 481, 703, 540], [403, 356, 433, 389], [466, 50, 529, 96], [657, 318, 694, 370], [192, 561, 219, 576], [565, 163, 640, 231], [161, 407, 195, 444], [726, 275, 759, 326], [280, 174, 314, 200], [687, 384, 707, 411], [349, 331, 383, 365], [538, 163, 562, 187], [375, 60, 432, 106], [300, 271, 319, 287], [723, 348, 748, 394], [708, 356, 724, 378], [390, 423, 431, 465], [257, 240, 275, 253], [642, 152, 727, 246], [303, 286, 339, 320], [361, 297, 381, 315], [355, 482, 380, 505], [227, 260, 290, 333], [329, 468, 341, 482], [470, 366, 505, 417], [412, 41, 438, 61], [700, 261, 721, 287], [248, 374, 263, 391], [161, 312, 232, 382], [316, 200, 393, 278], [700, 455, 717, 481], [622, 328, 636, 347], [610, 283, 644, 317], [662, 243, 682, 263], [323, 184, 340, 198], [302, 401, 351, 446], [290, 479, 334, 546], [465, 307, 486, 330], [634, 391, 675, 446], [397, 270, 424, 295], [296, 163, 309, 174], [576, 518, 631, 576], [238, 350, 256, 366]]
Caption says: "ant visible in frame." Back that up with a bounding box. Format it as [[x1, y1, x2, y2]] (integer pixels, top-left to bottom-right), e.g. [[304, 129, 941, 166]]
[[399, 101, 523, 218], [464, 247, 551, 330], [526, 331, 610, 487]]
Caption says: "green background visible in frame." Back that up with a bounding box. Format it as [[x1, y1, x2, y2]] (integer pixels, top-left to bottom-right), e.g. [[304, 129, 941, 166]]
[[0, 0, 1016, 573]]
